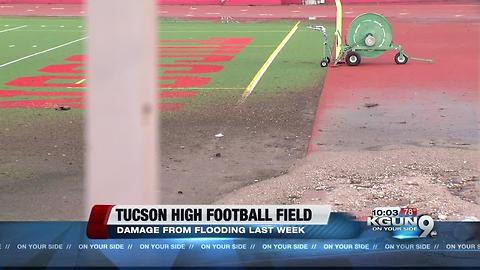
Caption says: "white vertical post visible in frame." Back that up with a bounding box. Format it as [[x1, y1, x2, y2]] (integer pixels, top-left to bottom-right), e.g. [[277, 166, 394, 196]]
[[86, 0, 158, 216]]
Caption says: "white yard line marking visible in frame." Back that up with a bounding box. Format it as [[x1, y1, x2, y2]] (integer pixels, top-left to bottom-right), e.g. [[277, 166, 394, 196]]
[[0, 37, 87, 69], [239, 21, 300, 104], [0, 25, 27, 33], [16, 30, 85, 32]]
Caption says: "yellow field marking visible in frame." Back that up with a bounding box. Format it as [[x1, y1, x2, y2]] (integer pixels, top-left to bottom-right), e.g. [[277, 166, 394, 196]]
[[238, 21, 300, 104], [335, 0, 343, 59]]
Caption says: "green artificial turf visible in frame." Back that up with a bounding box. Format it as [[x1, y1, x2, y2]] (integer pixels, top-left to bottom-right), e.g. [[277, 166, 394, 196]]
[[0, 17, 334, 116]]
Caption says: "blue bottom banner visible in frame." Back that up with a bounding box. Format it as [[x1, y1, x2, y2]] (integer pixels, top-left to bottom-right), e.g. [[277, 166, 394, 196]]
[[0, 214, 479, 268]]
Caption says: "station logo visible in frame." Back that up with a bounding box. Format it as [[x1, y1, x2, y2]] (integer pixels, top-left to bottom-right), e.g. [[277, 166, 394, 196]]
[[367, 207, 436, 239]]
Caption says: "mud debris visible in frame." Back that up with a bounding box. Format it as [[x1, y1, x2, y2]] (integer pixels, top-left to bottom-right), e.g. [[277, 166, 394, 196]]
[[364, 103, 379, 108]]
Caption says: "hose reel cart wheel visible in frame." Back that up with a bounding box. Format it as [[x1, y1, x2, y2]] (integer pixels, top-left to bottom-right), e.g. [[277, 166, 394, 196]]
[[320, 57, 331, 67], [394, 52, 408, 64], [346, 51, 361, 66]]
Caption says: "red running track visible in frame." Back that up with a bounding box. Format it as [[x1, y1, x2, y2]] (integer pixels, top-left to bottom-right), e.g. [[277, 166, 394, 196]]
[[0, 3, 479, 21], [308, 20, 480, 152]]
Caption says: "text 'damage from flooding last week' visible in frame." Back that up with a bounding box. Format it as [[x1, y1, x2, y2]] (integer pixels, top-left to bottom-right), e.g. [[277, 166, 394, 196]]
[[86, 205, 332, 239]]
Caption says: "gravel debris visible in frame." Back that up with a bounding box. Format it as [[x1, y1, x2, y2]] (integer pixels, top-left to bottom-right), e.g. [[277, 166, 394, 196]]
[[217, 146, 479, 220]]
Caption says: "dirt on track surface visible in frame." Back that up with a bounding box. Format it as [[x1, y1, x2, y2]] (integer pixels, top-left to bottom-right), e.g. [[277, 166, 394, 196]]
[[0, 112, 84, 220], [0, 86, 321, 220], [160, 89, 321, 204]]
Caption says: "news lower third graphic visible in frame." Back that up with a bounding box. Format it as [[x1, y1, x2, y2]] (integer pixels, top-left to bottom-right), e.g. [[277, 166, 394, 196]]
[[0, 205, 479, 268], [87, 205, 331, 239]]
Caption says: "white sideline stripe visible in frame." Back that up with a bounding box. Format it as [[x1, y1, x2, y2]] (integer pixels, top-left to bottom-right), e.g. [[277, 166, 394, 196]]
[[0, 37, 87, 69], [238, 21, 300, 104], [0, 25, 27, 33]]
